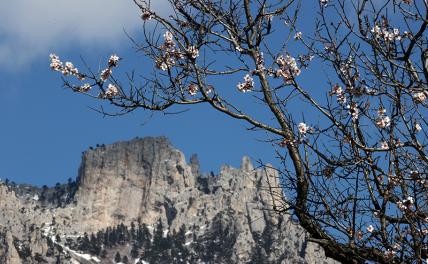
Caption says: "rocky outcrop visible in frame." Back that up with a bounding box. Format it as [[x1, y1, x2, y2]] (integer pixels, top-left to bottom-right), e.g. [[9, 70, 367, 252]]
[[0, 137, 337, 263]]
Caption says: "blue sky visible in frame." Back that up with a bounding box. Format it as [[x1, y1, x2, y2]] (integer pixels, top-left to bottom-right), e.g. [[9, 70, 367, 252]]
[[0, 0, 285, 186]]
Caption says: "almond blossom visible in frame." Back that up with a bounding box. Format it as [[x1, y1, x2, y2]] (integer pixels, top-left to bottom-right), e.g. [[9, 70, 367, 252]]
[[103, 84, 119, 98], [141, 9, 153, 20], [108, 54, 120, 67], [415, 123, 422, 132], [237, 74, 254, 92], [329, 84, 347, 105], [49, 54, 81, 78], [49, 53, 63, 71], [384, 249, 397, 258], [412, 91, 427, 103], [187, 46, 199, 59], [371, 25, 402, 42], [294, 32, 302, 40], [376, 115, 391, 129], [79, 83, 92, 92], [380, 141, 389, 150], [156, 31, 183, 71], [188, 83, 198, 96], [100, 68, 112, 82], [298, 122, 310, 135], [256, 51, 265, 71], [275, 54, 301, 83], [367, 225, 374, 233], [397, 196, 414, 211], [347, 103, 359, 120]]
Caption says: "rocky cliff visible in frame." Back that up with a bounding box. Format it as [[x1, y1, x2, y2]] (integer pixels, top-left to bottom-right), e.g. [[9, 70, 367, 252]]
[[0, 137, 337, 264]]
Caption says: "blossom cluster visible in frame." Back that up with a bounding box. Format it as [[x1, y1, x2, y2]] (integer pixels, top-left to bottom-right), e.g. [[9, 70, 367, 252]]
[[100, 54, 120, 82], [275, 54, 301, 83], [79, 83, 92, 93], [371, 25, 402, 42], [155, 31, 200, 71], [329, 84, 347, 105], [384, 249, 397, 258], [294, 32, 302, 40], [396, 196, 414, 211], [49, 54, 83, 80], [237, 74, 254, 92], [102, 84, 120, 99], [108, 54, 120, 67], [412, 91, 427, 104], [375, 107, 391, 129], [187, 46, 199, 59], [156, 31, 180, 71], [347, 102, 359, 120], [256, 51, 265, 71]]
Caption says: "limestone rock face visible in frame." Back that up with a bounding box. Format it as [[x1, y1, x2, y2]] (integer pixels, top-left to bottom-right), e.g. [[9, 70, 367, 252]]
[[0, 137, 338, 264]]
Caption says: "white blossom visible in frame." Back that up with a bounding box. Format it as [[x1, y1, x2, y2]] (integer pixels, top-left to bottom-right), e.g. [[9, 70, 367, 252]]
[[367, 225, 374, 233], [275, 54, 301, 83], [298, 122, 310, 135], [100, 68, 112, 82], [163, 31, 174, 46], [79, 83, 91, 92], [384, 249, 397, 258], [412, 91, 427, 103], [49, 53, 63, 71], [104, 83, 119, 98], [380, 141, 389, 150], [294, 32, 302, 40], [347, 103, 359, 120], [415, 123, 422, 132], [187, 46, 199, 59], [188, 83, 198, 96], [376, 115, 391, 129], [237, 74, 254, 92], [329, 84, 347, 105], [371, 25, 402, 41], [256, 52, 265, 71], [108, 54, 120, 67], [397, 196, 414, 211]]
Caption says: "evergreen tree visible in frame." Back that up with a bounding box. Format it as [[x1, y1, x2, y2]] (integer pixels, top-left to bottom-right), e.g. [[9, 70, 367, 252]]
[[114, 252, 121, 263], [148, 219, 172, 263], [137, 223, 152, 254], [122, 255, 129, 264], [100, 249, 108, 259], [130, 221, 136, 240], [130, 242, 140, 259], [171, 225, 189, 263], [89, 233, 100, 255], [78, 233, 91, 252]]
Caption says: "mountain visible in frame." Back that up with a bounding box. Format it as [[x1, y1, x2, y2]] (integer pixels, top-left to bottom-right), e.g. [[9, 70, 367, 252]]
[[0, 137, 338, 264]]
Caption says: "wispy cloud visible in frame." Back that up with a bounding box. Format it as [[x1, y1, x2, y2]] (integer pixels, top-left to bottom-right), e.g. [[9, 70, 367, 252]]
[[0, 0, 167, 70]]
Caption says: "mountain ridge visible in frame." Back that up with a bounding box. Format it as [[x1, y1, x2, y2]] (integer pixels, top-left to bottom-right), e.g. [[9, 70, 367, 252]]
[[0, 137, 338, 264]]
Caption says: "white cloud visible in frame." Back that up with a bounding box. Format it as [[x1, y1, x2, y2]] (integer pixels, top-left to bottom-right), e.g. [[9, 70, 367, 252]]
[[0, 0, 168, 70]]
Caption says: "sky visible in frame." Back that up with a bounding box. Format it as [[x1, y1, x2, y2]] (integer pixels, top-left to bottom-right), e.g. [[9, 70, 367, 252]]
[[0, 0, 281, 186]]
